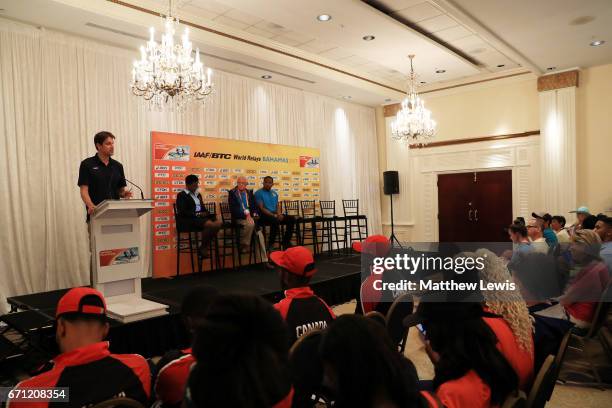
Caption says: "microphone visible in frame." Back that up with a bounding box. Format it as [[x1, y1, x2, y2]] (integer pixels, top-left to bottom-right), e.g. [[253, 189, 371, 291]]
[[126, 178, 145, 200]]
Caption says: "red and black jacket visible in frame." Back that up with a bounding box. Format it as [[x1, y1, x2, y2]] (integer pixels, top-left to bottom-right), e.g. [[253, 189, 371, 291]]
[[154, 348, 195, 407], [7, 342, 150, 408], [274, 287, 335, 344]]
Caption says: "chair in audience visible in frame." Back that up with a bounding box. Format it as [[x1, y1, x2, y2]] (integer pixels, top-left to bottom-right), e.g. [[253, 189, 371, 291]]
[[289, 330, 332, 408], [501, 391, 527, 408], [91, 397, 145, 408], [546, 329, 571, 400], [385, 293, 414, 353], [525, 355, 556, 408], [173, 203, 200, 276], [319, 200, 344, 255], [300, 200, 320, 254], [282, 200, 303, 245], [342, 199, 368, 252], [364, 311, 386, 327]]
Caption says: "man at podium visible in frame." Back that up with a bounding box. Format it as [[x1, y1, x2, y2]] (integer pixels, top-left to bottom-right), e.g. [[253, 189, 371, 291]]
[[78, 131, 133, 221]]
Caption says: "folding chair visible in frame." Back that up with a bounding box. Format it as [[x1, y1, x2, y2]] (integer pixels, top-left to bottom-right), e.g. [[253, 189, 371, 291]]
[[385, 293, 414, 353], [525, 355, 556, 408], [289, 330, 332, 408], [501, 391, 527, 408]]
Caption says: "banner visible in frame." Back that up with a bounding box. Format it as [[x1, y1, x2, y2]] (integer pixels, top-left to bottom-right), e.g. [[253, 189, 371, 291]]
[[151, 131, 320, 277]]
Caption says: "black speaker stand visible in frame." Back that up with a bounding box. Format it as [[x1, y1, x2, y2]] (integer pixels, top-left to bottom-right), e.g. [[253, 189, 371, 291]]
[[389, 193, 403, 248]]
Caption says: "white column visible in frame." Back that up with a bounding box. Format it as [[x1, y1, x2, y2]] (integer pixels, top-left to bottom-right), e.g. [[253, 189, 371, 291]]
[[538, 86, 577, 215]]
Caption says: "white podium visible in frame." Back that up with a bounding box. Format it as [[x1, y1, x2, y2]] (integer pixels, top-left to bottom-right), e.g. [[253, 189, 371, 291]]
[[89, 199, 168, 323]]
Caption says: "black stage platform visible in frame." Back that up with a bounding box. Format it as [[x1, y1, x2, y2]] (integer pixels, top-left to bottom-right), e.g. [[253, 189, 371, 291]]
[[3, 253, 361, 359]]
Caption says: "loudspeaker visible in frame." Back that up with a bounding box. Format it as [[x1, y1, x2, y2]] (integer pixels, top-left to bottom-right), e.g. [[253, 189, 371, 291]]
[[383, 171, 399, 195]]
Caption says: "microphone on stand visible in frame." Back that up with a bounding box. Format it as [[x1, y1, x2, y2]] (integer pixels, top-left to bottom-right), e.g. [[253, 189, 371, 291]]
[[126, 179, 145, 200]]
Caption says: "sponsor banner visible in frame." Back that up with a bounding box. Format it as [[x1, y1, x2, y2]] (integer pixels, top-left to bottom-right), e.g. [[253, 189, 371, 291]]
[[99, 247, 139, 267], [151, 131, 320, 277]]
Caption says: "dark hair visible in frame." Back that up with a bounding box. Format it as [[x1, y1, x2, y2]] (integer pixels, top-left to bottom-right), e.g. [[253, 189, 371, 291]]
[[93, 131, 115, 149], [181, 286, 218, 332], [280, 269, 311, 289], [582, 214, 598, 230], [319, 315, 425, 408], [188, 294, 291, 407], [513, 217, 526, 226], [185, 174, 199, 186], [552, 215, 566, 227], [508, 223, 527, 237], [263, 176, 274, 182], [509, 251, 564, 299], [425, 303, 518, 405], [600, 216, 612, 228]]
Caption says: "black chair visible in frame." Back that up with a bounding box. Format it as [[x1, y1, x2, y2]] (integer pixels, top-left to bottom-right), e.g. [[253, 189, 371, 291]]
[[201, 201, 220, 271], [501, 391, 527, 408], [219, 202, 238, 270], [300, 200, 319, 254], [526, 355, 556, 408], [282, 200, 302, 245], [385, 293, 414, 353], [319, 200, 343, 255], [546, 329, 571, 400], [173, 203, 200, 276], [342, 199, 368, 252], [289, 330, 332, 408]]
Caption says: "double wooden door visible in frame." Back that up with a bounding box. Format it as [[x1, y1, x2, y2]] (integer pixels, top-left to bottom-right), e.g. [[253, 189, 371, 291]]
[[438, 170, 512, 242]]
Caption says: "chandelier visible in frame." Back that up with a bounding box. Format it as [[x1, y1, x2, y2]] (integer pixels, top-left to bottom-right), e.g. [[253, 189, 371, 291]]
[[131, 0, 213, 110], [390, 55, 436, 144]]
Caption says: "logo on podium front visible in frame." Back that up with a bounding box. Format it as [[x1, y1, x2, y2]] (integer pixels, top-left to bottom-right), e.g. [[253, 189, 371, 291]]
[[99, 247, 140, 267]]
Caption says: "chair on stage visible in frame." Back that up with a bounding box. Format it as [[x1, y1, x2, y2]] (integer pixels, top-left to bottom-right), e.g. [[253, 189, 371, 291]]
[[300, 200, 320, 254], [219, 202, 239, 270], [173, 203, 201, 276], [201, 201, 221, 271], [282, 200, 302, 245], [342, 199, 368, 252], [319, 200, 344, 255]]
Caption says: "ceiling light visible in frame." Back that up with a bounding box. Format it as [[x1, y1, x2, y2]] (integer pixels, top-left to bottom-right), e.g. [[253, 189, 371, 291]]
[[384, 98, 392, 102], [590, 40, 606, 46], [435, 69, 446, 74], [497, 64, 505, 68], [261, 75, 272, 79], [342, 95, 352, 100], [546, 66, 556, 71], [317, 14, 332, 22], [363, 35, 375, 41], [420, 81, 426, 84]]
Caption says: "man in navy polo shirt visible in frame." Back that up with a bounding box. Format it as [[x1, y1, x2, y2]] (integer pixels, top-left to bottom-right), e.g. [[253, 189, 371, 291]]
[[7, 288, 151, 408], [270, 246, 335, 344], [255, 176, 296, 252]]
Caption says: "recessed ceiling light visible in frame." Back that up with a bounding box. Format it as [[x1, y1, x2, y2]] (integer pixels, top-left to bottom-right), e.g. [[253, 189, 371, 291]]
[[496, 64, 505, 68], [384, 98, 392, 102], [342, 95, 352, 100], [546, 66, 556, 71], [261, 75, 272, 79], [317, 14, 332, 22], [420, 81, 427, 84], [590, 40, 606, 46], [435, 69, 446, 74], [362, 35, 375, 41]]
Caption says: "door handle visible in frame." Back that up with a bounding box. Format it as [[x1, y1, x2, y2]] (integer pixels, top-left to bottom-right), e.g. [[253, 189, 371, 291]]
[[474, 209, 479, 222], [468, 209, 473, 221]]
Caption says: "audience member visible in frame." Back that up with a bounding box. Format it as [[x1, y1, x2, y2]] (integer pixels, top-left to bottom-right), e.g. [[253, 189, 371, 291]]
[[255, 176, 296, 252], [7, 288, 150, 408], [532, 212, 558, 247], [404, 302, 519, 408], [594, 216, 612, 273], [568, 206, 590, 235], [319, 315, 436, 408], [551, 215, 570, 243], [505, 223, 532, 267], [176, 175, 222, 257], [185, 294, 293, 408], [228, 176, 260, 253], [582, 214, 598, 230], [154, 286, 218, 408], [526, 218, 548, 254], [270, 246, 335, 344]]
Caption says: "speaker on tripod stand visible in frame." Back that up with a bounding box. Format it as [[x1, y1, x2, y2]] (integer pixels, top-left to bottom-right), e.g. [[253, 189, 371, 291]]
[[383, 171, 403, 248]]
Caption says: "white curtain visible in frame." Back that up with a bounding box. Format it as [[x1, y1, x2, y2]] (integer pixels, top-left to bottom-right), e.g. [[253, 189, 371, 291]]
[[0, 18, 381, 313], [538, 87, 577, 215]]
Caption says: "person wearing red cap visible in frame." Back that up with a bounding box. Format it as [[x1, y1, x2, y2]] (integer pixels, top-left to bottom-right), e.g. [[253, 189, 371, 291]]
[[7, 287, 151, 408], [269, 246, 335, 344]]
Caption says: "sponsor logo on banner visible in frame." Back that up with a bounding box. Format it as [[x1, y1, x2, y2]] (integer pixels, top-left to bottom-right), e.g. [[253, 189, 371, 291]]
[[156, 245, 171, 251], [172, 166, 186, 171], [155, 216, 170, 222], [303, 194, 310, 197], [218, 180, 231, 186], [246, 169, 257, 174], [154, 143, 190, 161], [281, 171, 290, 175], [99, 247, 139, 267], [157, 209, 170, 214], [173, 187, 183, 192], [156, 230, 170, 236], [173, 173, 186, 179], [193, 152, 232, 159], [172, 180, 184, 185], [299, 156, 320, 168], [155, 187, 170, 193], [259, 170, 268, 174], [205, 168, 216, 172], [155, 165, 169, 171], [154, 180, 170, 185], [283, 182, 290, 187], [247, 175, 257, 180], [204, 181, 216, 186], [219, 188, 229, 193], [155, 195, 169, 200], [156, 223, 170, 229], [204, 174, 215, 179], [155, 172, 169, 178], [233, 169, 244, 173], [155, 202, 169, 207], [219, 174, 229, 179], [292, 188, 301, 192], [271, 170, 279, 175], [219, 168, 229, 173], [203, 194, 217, 199], [292, 193, 301, 198]]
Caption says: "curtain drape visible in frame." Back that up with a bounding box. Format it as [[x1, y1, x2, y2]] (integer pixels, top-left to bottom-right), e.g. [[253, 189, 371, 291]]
[[0, 18, 381, 313]]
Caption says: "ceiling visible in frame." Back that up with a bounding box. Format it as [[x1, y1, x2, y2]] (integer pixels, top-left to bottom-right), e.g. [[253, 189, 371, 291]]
[[0, 0, 610, 106]]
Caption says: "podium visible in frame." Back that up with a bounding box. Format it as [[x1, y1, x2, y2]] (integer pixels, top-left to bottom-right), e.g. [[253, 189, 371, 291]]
[[89, 199, 168, 323]]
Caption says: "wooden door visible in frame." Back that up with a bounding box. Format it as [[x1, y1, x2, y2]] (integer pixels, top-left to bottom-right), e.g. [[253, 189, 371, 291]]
[[438, 170, 512, 242]]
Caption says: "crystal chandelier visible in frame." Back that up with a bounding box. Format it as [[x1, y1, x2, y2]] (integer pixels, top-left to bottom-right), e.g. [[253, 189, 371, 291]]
[[391, 55, 436, 144], [131, 0, 213, 110]]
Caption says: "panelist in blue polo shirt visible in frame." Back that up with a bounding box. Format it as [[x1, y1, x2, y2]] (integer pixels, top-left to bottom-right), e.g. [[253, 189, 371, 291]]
[[255, 176, 296, 252]]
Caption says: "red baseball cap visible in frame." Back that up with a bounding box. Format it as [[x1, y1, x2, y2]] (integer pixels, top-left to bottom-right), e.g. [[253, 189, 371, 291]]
[[56, 287, 107, 318], [269, 246, 317, 278], [352, 235, 391, 257]]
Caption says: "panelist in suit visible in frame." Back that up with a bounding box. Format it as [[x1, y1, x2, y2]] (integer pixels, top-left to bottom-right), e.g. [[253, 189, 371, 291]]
[[228, 176, 259, 253], [78, 131, 132, 221], [176, 175, 222, 257]]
